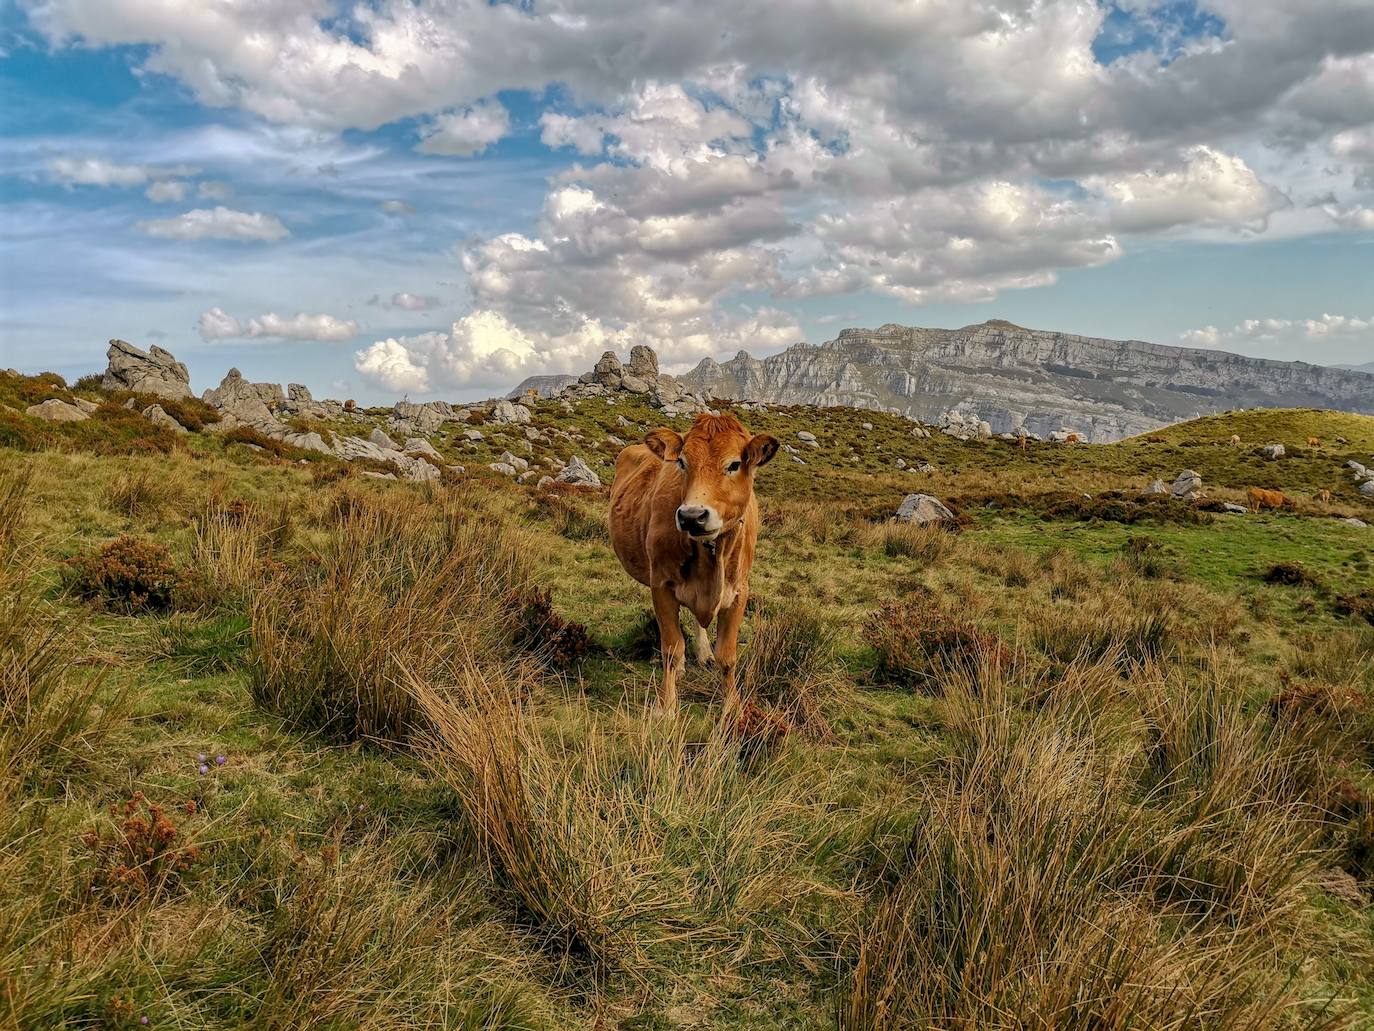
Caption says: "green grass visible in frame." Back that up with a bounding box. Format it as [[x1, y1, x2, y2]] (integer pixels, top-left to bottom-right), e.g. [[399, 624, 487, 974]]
[[2, 378, 1373, 1028]]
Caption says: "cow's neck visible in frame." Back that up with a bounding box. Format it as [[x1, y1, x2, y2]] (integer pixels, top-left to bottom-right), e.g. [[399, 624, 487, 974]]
[[675, 518, 742, 617]]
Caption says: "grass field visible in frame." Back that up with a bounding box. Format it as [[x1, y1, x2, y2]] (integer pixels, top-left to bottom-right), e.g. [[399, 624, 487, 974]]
[[3, 369, 1373, 1029]]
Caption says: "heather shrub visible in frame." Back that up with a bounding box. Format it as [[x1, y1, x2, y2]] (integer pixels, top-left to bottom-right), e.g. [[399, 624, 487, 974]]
[[864, 594, 1007, 691], [508, 586, 593, 671], [65, 534, 186, 613], [81, 793, 202, 903]]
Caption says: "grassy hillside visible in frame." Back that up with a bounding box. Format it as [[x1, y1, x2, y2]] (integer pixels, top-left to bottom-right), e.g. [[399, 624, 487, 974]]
[[3, 371, 1373, 1029]]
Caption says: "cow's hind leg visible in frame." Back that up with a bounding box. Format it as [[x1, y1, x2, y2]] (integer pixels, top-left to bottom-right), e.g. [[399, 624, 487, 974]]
[[714, 588, 748, 716], [651, 583, 685, 715]]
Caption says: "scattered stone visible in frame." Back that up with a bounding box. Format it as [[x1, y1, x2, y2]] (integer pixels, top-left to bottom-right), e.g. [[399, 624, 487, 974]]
[[142, 404, 187, 434], [404, 437, 442, 460], [26, 398, 89, 422], [1342, 517, 1369, 528], [862, 422, 873, 430], [1222, 502, 1248, 514], [554, 455, 601, 487], [1361, 479, 1374, 497], [498, 450, 529, 472], [791, 455, 806, 465], [102, 339, 192, 399], [71, 397, 99, 414], [462, 428, 484, 442], [1262, 443, 1285, 460], [370, 427, 399, 450], [894, 493, 955, 525], [490, 462, 518, 476], [362, 471, 397, 480], [797, 431, 817, 443], [606, 434, 625, 447], [1146, 479, 1167, 495], [895, 458, 906, 469], [524, 426, 542, 441], [1170, 469, 1204, 500], [537, 475, 554, 489], [490, 399, 532, 425]]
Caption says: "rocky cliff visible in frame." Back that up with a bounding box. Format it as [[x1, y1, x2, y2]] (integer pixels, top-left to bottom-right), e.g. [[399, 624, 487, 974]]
[[671, 320, 1374, 442]]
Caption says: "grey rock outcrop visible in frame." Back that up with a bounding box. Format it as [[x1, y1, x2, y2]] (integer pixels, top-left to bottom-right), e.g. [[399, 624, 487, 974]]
[[142, 404, 187, 434], [490, 399, 532, 425], [555, 455, 601, 487], [102, 340, 192, 399], [1170, 470, 1204, 499], [506, 374, 578, 399], [894, 493, 955, 524], [672, 320, 1374, 443], [202, 369, 280, 425], [26, 398, 89, 422], [626, 345, 659, 382]]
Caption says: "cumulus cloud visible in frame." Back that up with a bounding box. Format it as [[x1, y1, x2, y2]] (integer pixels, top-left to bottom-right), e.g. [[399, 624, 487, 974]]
[[198, 307, 357, 341], [1100, 147, 1284, 233], [1180, 313, 1374, 361], [145, 179, 189, 203], [47, 156, 198, 189], [138, 207, 289, 242], [416, 100, 510, 156]]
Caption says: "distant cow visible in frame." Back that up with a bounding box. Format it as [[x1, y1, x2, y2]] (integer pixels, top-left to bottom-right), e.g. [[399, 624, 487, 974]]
[[609, 413, 778, 714], [1307, 436, 1322, 448], [1316, 489, 1332, 506], [1246, 487, 1291, 512], [1229, 434, 1242, 447], [1065, 432, 1083, 444]]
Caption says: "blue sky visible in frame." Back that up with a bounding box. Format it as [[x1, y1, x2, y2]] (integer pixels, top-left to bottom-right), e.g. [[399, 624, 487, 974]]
[[1, 0, 1372, 403]]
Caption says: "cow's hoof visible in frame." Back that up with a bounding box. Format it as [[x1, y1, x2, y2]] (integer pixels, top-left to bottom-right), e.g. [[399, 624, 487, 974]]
[[697, 654, 716, 669]]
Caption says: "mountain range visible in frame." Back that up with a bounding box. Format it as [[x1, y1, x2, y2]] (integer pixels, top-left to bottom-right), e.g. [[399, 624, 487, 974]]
[[658, 320, 1374, 442]]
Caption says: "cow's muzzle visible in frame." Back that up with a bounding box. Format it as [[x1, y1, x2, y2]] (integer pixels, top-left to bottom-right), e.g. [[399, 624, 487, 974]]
[[676, 504, 721, 539]]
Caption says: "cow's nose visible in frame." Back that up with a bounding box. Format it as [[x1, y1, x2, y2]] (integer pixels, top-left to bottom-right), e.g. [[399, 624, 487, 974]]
[[676, 505, 708, 531]]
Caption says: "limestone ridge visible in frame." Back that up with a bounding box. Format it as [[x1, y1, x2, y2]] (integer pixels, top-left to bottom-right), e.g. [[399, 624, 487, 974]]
[[672, 320, 1374, 443]]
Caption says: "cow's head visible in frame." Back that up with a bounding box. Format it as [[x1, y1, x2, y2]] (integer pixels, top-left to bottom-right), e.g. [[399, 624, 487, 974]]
[[644, 413, 777, 540]]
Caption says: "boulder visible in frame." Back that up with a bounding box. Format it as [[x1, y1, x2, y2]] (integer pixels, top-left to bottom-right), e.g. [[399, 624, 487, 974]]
[[894, 493, 955, 525], [1343, 518, 1369, 528], [1146, 479, 1167, 495], [1221, 502, 1248, 514], [1170, 470, 1204, 500], [1262, 443, 1285, 460], [369, 427, 399, 450], [202, 369, 279, 425], [26, 398, 89, 422], [404, 438, 442, 460], [498, 450, 529, 472], [142, 404, 187, 434], [490, 399, 531, 425], [490, 462, 518, 476], [72, 397, 99, 414], [555, 455, 601, 488], [620, 374, 651, 394], [102, 339, 191, 399], [287, 383, 313, 404], [797, 431, 817, 444], [625, 345, 659, 382], [593, 351, 623, 388], [1361, 479, 1374, 497], [462, 428, 484, 442]]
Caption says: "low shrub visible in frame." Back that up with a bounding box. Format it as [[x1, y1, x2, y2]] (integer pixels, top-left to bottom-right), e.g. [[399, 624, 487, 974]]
[[81, 792, 201, 903], [107, 391, 220, 432], [507, 587, 593, 671], [739, 599, 841, 735], [864, 594, 1007, 691], [223, 425, 314, 461], [532, 489, 605, 541], [1262, 561, 1321, 588], [1032, 603, 1175, 670], [65, 534, 186, 613], [1333, 588, 1374, 626]]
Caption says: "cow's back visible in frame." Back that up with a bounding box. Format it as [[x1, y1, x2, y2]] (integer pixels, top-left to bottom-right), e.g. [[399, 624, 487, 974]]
[[609, 444, 665, 587]]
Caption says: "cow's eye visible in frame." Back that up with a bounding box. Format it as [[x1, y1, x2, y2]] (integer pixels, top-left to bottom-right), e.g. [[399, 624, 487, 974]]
[[726, 460, 742, 474]]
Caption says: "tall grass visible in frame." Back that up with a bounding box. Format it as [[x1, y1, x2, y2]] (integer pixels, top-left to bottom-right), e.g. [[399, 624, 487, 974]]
[[840, 650, 1346, 1030], [738, 599, 843, 735], [248, 488, 533, 742]]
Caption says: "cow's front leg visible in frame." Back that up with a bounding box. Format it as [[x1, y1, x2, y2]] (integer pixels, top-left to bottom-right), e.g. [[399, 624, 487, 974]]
[[692, 620, 714, 667], [714, 587, 748, 715], [651, 582, 685, 715]]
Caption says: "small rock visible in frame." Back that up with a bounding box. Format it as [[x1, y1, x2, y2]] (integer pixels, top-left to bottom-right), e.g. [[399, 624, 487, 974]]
[[142, 404, 188, 434], [26, 398, 89, 422], [1262, 443, 1285, 460], [606, 434, 625, 447], [490, 400, 531, 425], [370, 427, 399, 450], [554, 455, 601, 487], [1361, 480, 1374, 497], [1170, 470, 1204, 500], [797, 431, 817, 444], [1341, 517, 1368, 528], [462, 428, 484, 442], [791, 455, 806, 465], [489, 462, 518, 476], [498, 450, 529, 472], [1222, 502, 1248, 514], [1146, 479, 1167, 495], [862, 422, 873, 430], [72, 397, 99, 414], [536, 475, 554, 489], [524, 427, 542, 441], [894, 493, 955, 525]]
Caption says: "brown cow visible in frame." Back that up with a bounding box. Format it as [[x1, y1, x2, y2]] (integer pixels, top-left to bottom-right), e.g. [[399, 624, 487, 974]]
[[609, 413, 778, 714], [1316, 489, 1332, 506], [1307, 436, 1322, 448], [1229, 434, 1242, 447], [1246, 487, 1289, 512]]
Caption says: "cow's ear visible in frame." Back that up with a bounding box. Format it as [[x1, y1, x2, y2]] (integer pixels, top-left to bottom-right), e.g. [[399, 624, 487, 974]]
[[744, 432, 778, 469], [644, 428, 683, 461]]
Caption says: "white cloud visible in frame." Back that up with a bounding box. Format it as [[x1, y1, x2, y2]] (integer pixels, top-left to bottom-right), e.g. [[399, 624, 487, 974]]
[[198, 307, 357, 341], [196, 180, 233, 201], [390, 292, 439, 311], [415, 100, 510, 157], [47, 156, 151, 187], [1180, 312, 1374, 362], [380, 199, 414, 214], [137, 207, 289, 242], [145, 179, 189, 203], [1100, 147, 1283, 233]]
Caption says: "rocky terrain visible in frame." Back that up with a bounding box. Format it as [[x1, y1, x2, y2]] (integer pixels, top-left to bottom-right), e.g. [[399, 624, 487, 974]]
[[670, 320, 1374, 442]]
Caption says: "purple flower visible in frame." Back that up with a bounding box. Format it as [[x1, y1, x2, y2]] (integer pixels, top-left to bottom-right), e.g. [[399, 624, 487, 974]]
[[197, 753, 207, 764], [140, 1018, 149, 1026], [198, 764, 209, 775], [215, 755, 226, 766]]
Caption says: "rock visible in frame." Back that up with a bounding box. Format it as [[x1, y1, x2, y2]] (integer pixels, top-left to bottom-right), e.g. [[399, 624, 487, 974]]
[[895, 458, 906, 469], [1342, 517, 1369, 528], [606, 434, 625, 447], [281, 430, 332, 455], [626, 344, 659, 382], [1146, 479, 1167, 495], [462, 428, 484, 442], [490, 399, 531, 425], [977, 420, 993, 438], [1346, 460, 1366, 476], [1222, 502, 1248, 514], [393, 400, 455, 434], [288, 383, 313, 404], [915, 462, 934, 473], [490, 462, 518, 477], [332, 436, 395, 464], [498, 450, 529, 472], [1170, 470, 1204, 500], [1262, 443, 1285, 460], [593, 351, 623, 388], [791, 455, 806, 465], [1361, 479, 1374, 497], [620, 374, 651, 394], [797, 431, 817, 443], [26, 398, 89, 422], [404, 437, 442, 460], [362, 471, 398, 480], [536, 475, 554, 488], [554, 455, 601, 487], [895, 493, 955, 525], [862, 422, 874, 430], [524, 426, 542, 441], [202, 369, 279, 425], [102, 339, 191, 399], [370, 427, 399, 450], [72, 397, 99, 414], [142, 404, 187, 434]]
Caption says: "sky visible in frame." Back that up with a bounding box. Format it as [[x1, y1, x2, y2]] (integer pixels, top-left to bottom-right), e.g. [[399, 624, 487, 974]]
[[1, 0, 1372, 404]]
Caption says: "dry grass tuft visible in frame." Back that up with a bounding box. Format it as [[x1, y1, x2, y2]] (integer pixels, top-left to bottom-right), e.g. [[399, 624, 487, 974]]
[[738, 599, 843, 736]]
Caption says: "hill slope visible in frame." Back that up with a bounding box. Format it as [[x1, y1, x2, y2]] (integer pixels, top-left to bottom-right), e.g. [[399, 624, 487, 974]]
[[674, 319, 1374, 443]]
